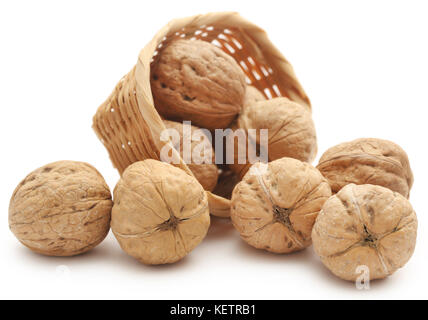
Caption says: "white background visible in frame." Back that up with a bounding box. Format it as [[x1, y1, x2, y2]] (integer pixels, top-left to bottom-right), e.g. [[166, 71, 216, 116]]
[[1, 0, 427, 300]]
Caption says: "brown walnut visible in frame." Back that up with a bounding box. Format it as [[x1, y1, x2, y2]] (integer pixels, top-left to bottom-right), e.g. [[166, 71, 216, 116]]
[[317, 138, 413, 198], [228, 97, 317, 179], [163, 120, 218, 191], [151, 39, 246, 130], [230, 157, 331, 253], [242, 85, 265, 111], [111, 160, 210, 265], [312, 184, 417, 281], [9, 161, 112, 256]]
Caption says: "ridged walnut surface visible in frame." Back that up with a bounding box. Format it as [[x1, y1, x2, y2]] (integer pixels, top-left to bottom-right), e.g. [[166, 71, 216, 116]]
[[163, 120, 218, 191], [242, 86, 265, 111], [312, 184, 417, 281], [151, 39, 246, 130], [317, 138, 413, 198], [111, 160, 210, 265], [9, 161, 112, 256], [231, 158, 331, 253], [229, 98, 317, 179]]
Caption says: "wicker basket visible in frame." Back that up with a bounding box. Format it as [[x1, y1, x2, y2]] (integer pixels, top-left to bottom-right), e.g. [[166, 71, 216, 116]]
[[93, 12, 311, 218]]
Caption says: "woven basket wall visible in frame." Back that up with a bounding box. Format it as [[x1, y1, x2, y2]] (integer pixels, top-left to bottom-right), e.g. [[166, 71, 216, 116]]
[[93, 12, 311, 218]]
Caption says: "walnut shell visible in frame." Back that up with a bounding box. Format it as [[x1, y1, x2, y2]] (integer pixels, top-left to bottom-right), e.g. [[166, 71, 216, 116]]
[[317, 138, 413, 198], [228, 97, 317, 179], [151, 39, 246, 130], [111, 160, 210, 265], [230, 158, 331, 253], [312, 184, 417, 281], [9, 161, 112, 256], [243, 86, 265, 111], [163, 120, 218, 191]]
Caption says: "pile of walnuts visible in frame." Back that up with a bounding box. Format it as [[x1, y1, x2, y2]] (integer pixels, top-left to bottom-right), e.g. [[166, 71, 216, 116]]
[[9, 37, 418, 283]]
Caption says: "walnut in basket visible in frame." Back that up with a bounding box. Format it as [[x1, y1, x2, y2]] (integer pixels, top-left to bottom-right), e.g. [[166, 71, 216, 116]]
[[317, 138, 413, 198], [312, 184, 417, 281], [228, 97, 317, 179], [111, 160, 210, 265], [151, 39, 246, 130], [163, 120, 218, 191], [231, 158, 331, 253], [243, 86, 266, 111], [9, 161, 112, 256]]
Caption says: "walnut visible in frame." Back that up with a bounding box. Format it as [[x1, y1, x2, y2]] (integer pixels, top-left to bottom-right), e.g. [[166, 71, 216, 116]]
[[163, 120, 218, 191], [243, 86, 265, 111], [228, 97, 317, 179], [151, 39, 246, 130], [9, 161, 112, 256], [111, 160, 210, 265], [230, 158, 331, 253], [317, 138, 413, 198], [312, 184, 417, 281]]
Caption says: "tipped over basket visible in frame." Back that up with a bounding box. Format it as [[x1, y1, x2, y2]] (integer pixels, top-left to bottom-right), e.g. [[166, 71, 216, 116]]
[[92, 12, 311, 218]]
